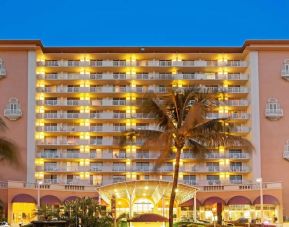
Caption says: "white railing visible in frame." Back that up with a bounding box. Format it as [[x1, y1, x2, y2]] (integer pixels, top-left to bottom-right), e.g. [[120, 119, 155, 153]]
[[281, 69, 289, 80], [4, 109, 22, 120], [0, 180, 282, 193], [265, 108, 283, 118]]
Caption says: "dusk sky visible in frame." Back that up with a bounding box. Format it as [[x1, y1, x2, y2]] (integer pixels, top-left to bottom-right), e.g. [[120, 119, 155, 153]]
[[1, 0, 289, 46]]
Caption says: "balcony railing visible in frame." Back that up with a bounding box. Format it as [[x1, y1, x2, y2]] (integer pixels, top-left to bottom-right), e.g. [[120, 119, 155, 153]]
[[265, 108, 283, 119], [37, 59, 247, 68], [281, 69, 289, 80]]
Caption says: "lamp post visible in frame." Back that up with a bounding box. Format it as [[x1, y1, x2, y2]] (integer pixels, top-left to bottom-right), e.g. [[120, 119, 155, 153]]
[[256, 178, 263, 223], [37, 180, 43, 220]]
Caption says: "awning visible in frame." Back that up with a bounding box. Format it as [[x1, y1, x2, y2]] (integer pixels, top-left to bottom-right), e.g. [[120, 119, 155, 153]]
[[179, 198, 201, 208], [12, 194, 36, 203], [227, 196, 251, 205], [128, 213, 168, 222], [253, 195, 279, 205], [63, 196, 80, 203], [97, 180, 199, 206], [41, 195, 61, 206], [203, 196, 225, 206]]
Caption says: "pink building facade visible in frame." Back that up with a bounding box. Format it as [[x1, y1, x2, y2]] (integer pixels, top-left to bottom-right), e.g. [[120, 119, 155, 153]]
[[0, 40, 288, 224]]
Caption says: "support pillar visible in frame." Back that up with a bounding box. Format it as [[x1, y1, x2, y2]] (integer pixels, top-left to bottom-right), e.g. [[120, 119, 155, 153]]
[[193, 191, 197, 221]]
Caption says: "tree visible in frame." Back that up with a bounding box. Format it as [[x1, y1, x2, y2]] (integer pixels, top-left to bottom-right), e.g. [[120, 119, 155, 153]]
[[0, 117, 18, 165], [121, 87, 252, 227], [63, 197, 112, 227]]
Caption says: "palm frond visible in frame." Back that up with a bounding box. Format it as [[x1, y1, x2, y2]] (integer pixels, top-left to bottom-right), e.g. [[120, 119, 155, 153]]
[[189, 132, 253, 149], [0, 137, 19, 165], [0, 118, 7, 131]]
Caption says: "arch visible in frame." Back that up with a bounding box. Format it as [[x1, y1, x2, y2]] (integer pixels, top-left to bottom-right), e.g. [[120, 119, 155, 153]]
[[227, 196, 251, 205], [11, 194, 36, 203], [63, 196, 80, 203], [40, 195, 61, 206], [202, 196, 225, 206], [253, 195, 279, 205]]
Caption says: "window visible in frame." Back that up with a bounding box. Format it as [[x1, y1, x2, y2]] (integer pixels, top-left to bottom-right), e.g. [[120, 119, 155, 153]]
[[230, 175, 242, 184], [284, 140, 289, 160], [4, 98, 22, 120], [0, 58, 6, 77], [265, 98, 283, 120], [206, 162, 220, 172], [281, 59, 289, 79], [183, 175, 196, 185], [207, 175, 220, 185]]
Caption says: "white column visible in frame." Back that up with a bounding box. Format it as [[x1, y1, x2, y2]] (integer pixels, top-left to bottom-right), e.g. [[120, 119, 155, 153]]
[[27, 50, 37, 183], [193, 191, 197, 221], [249, 51, 261, 180]]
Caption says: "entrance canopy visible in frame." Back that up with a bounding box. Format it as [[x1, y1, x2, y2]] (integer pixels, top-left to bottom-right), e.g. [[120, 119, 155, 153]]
[[97, 180, 198, 205]]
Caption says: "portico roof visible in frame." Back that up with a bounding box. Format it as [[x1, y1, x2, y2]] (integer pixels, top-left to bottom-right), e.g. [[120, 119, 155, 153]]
[[97, 180, 198, 205]]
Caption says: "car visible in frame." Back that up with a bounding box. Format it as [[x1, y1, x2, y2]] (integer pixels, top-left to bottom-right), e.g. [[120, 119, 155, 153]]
[[0, 222, 10, 227]]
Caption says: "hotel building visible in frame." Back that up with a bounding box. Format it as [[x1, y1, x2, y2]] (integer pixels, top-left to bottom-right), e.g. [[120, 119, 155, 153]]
[[0, 40, 288, 225]]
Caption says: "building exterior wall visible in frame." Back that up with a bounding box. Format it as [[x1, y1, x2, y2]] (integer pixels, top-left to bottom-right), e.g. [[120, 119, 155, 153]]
[[0, 50, 29, 181], [0, 40, 289, 222], [258, 50, 289, 217]]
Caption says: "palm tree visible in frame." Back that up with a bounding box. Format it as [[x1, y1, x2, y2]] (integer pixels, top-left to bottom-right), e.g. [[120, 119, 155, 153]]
[[0, 117, 18, 164], [121, 87, 252, 227]]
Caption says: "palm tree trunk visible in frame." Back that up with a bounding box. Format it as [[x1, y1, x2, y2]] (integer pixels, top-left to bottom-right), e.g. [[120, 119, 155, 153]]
[[169, 147, 181, 227]]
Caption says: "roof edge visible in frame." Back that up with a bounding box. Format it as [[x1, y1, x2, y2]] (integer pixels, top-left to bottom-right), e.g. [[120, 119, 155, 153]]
[[1, 39, 289, 53]]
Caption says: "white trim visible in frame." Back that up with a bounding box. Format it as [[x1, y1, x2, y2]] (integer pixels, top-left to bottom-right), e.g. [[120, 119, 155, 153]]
[[27, 50, 36, 183], [249, 51, 262, 180]]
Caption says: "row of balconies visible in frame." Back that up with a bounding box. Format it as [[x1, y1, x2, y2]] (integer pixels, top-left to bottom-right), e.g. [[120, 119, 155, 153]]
[[36, 112, 251, 121], [37, 72, 249, 81], [36, 86, 249, 94], [37, 165, 250, 173], [36, 112, 153, 119], [36, 59, 248, 68], [206, 112, 250, 120], [36, 151, 250, 160], [36, 99, 249, 108], [35, 129, 250, 146], [36, 125, 159, 133]]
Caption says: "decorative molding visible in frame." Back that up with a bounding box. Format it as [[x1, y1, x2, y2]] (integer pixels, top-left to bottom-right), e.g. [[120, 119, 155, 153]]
[[281, 59, 289, 80], [265, 98, 283, 120], [0, 58, 7, 78], [3, 97, 22, 120]]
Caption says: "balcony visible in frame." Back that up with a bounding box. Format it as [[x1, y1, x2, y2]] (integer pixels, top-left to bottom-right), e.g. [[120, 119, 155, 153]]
[[205, 153, 223, 159], [176, 73, 248, 81], [219, 99, 249, 107], [90, 166, 103, 172], [183, 180, 197, 186], [283, 150, 289, 161], [281, 69, 289, 80], [43, 166, 88, 172], [36, 139, 88, 146], [36, 113, 90, 119], [230, 126, 250, 133], [206, 112, 249, 120], [36, 126, 89, 132], [0, 68, 6, 77], [265, 108, 283, 120], [112, 166, 126, 172], [227, 152, 250, 159], [37, 152, 89, 159], [229, 166, 250, 173], [4, 109, 22, 121]]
